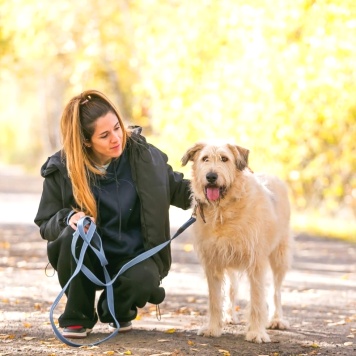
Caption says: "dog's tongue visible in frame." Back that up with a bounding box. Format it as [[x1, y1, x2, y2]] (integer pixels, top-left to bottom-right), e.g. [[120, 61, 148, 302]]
[[206, 187, 220, 201]]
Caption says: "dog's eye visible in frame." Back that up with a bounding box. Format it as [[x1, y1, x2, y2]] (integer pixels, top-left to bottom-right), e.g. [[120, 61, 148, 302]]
[[202, 156, 209, 162], [221, 156, 228, 162]]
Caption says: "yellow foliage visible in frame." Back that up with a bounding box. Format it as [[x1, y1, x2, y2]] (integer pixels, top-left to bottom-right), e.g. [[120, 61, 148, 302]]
[[0, 0, 355, 230]]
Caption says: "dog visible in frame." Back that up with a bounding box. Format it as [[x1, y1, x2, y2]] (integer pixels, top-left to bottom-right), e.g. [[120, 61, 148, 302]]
[[181, 142, 292, 343]]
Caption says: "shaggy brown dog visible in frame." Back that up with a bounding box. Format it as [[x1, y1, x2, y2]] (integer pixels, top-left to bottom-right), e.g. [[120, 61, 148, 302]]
[[181, 142, 292, 343]]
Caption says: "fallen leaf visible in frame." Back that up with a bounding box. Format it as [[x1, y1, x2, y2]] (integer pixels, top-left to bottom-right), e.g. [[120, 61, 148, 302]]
[[183, 244, 193, 252], [79, 345, 99, 349], [165, 328, 176, 334], [23, 336, 36, 341], [186, 296, 196, 303], [103, 351, 115, 355], [327, 320, 345, 326], [123, 351, 132, 355], [23, 322, 32, 328], [187, 340, 194, 345], [0, 241, 10, 249], [0, 334, 15, 340], [218, 349, 231, 356]]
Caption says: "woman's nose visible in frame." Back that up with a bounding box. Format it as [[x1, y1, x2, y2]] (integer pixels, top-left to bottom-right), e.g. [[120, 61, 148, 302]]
[[111, 132, 120, 142]]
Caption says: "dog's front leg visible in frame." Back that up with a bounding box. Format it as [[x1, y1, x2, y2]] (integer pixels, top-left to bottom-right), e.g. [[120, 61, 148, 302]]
[[198, 271, 223, 337], [245, 264, 271, 343], [223, 269, 239, 324]]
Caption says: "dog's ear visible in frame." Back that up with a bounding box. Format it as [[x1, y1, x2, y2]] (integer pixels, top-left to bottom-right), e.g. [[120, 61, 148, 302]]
[[181, 143, 205, 166], [228, 144, 249, 171]]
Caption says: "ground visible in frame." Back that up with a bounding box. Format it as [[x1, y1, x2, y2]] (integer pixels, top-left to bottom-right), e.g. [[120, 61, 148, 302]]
[[0, 168, 355, 356]]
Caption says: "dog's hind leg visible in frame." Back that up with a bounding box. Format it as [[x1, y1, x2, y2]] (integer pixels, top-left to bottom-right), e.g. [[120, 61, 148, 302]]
[[245, 263, 271, 343], [223, 269, 239, 324], [198, 271, 224, 337], [268, 240, 291, 330]]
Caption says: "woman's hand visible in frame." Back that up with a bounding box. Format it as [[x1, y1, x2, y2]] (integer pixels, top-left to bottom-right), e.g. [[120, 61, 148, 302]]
[[69, 212, 95, 231]]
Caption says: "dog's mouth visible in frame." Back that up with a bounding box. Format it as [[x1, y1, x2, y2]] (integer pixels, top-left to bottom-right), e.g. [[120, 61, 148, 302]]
[[204, 185, 226, 202]]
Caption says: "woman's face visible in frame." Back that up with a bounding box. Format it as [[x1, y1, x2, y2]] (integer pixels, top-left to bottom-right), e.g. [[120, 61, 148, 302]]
[[89, 111, 123, 165]]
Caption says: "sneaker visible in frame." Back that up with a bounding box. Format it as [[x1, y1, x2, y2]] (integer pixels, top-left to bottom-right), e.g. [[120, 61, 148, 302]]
[[109, 321, 132, 333], [62, 325, 92, 339]]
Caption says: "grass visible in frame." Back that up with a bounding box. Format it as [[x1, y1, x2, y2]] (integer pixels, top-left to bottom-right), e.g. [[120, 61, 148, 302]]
[[291, 211, 356, 243]]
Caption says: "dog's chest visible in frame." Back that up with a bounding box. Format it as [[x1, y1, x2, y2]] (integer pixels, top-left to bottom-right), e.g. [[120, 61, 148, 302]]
[[192, 215, 252, 268]]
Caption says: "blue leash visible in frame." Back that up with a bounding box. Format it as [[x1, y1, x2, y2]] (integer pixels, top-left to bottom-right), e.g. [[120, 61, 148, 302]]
[[49, 213, 196, 347]]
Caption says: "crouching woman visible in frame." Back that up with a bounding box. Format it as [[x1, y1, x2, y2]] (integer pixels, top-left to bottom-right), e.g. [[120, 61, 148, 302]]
[[34, 90, 191, 339]]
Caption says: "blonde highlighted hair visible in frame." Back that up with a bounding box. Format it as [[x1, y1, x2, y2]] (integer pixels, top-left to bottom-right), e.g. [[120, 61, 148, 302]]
[[60, 90, 128, 221]]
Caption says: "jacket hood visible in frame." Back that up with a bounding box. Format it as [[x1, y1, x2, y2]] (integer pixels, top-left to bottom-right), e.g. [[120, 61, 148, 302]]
[[128, 125, 142, 136], [40, 150, 67, 178]]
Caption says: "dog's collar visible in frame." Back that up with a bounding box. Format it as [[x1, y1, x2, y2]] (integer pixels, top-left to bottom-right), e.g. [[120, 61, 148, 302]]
[[193, 199, 206, 223]]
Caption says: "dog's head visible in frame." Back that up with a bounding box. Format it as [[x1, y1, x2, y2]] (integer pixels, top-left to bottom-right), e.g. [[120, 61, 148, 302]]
[[182, 142, 249, 203]]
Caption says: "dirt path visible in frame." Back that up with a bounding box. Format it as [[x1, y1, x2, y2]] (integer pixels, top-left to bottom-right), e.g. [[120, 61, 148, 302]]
[[0, 169, 355, 355]]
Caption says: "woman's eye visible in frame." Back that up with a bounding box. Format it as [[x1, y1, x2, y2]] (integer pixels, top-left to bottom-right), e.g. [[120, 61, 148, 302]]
[[202, 156, 209, 162], [221, 156, 228, 162]]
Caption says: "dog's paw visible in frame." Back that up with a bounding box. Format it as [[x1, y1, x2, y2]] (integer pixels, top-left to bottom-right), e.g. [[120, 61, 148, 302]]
[[268, 318, 289, 330], [197, 325, 222, 337], [223, 313, 238, 325], [245, 330, 271, 343]]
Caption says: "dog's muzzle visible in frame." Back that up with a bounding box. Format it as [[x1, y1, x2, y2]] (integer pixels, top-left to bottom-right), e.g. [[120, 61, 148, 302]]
[[205, 172, 226, 201]]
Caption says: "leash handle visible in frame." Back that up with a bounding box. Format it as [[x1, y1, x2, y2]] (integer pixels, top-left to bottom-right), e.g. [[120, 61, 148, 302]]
[[50, 217, 120, 347], [49, 214, 196, 347]]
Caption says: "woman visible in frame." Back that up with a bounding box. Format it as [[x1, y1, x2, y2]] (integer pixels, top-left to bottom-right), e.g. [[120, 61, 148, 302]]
[[34, 90, 191, 339]]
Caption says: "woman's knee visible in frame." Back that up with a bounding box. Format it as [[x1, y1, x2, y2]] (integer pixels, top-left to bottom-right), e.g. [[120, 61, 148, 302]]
[[121, 259, 164, 305], [124, 258, 160, 286]]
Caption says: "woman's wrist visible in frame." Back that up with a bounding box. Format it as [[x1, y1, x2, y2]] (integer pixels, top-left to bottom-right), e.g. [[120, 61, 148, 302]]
[[66, 210, 76, 226]]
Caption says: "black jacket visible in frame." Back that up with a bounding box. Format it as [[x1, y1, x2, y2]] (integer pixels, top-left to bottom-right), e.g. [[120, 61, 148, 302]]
[[34, 129, 191, 278]]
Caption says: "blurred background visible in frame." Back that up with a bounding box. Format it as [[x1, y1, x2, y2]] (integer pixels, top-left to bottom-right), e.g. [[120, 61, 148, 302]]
[[0, 0, 355, 240]]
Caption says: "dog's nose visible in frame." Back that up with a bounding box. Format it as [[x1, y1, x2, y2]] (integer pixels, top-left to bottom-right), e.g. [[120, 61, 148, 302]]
[[206, 172, 218, 184]]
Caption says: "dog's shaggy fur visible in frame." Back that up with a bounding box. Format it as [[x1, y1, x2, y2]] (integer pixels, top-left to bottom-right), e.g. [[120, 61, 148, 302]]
[[182, 142, 292, 343]]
